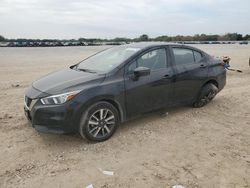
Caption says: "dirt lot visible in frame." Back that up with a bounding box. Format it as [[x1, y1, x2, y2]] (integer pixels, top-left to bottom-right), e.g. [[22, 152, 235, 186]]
[[0, 44, 250, 188]]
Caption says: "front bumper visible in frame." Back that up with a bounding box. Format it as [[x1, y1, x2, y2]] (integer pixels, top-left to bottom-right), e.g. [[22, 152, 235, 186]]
[[24, 99, 78, 134]]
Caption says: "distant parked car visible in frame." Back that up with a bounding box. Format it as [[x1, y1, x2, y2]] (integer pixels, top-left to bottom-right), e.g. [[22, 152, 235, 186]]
[[24, 42, 226, 141], [239, 41, 248, 45]]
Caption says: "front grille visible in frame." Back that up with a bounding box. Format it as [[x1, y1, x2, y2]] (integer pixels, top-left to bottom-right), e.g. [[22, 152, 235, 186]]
[[25, 96, 32, 107]]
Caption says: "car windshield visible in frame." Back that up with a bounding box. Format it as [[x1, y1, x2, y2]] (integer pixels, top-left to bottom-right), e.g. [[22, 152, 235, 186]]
[[77, 46, 141, 73]]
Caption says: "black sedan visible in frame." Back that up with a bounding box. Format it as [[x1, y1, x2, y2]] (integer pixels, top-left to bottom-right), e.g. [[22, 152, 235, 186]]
[[24, 42, 226, 141]]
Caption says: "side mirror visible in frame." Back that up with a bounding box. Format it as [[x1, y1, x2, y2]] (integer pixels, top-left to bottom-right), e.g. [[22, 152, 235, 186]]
[[134, 67, 150, 78]]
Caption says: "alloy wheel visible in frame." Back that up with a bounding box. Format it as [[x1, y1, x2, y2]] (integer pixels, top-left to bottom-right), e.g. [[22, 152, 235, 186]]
[[87, 108, 116, 138]]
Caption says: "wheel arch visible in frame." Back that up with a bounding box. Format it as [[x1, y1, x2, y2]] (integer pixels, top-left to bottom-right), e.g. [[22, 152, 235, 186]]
[[202, 79, 219, 88], [101, 98, 124, 123], [193, 79, 219, 108], [75, 95, 125, 128], [193, 79, 219, 103]]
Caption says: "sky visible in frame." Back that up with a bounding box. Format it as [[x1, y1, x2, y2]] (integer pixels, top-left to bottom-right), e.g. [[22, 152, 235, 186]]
[[0, 0, 249, 39]]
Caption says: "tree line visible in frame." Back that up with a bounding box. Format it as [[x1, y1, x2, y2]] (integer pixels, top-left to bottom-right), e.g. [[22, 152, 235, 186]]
[[0, 33, 249, 44]]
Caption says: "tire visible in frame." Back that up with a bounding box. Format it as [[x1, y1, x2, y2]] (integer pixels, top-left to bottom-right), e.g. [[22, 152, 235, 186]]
[[193, 83, 218, 108], [79, 101, 119, 142]]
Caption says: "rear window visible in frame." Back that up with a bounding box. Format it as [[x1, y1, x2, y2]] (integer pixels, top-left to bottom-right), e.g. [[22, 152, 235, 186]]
[[173, 48, 195, 65]]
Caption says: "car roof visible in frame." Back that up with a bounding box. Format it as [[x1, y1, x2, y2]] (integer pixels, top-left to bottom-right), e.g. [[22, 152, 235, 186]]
[[123, 42, 180, 49], [124, 42, 206, 54]]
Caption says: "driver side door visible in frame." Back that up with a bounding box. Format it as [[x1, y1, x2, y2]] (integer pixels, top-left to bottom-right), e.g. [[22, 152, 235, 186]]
[[124, 47, 174, 119]]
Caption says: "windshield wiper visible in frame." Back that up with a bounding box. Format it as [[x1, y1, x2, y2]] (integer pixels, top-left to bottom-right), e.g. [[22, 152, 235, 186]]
[[77, 68, 96, 73]]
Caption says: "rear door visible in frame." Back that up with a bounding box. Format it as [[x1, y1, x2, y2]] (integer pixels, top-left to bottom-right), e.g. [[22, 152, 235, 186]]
[[170, 46, 209, 104], [124, 47, 174, 118]]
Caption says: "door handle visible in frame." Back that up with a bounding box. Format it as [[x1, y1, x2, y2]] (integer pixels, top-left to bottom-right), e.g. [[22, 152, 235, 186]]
[[200, 64, 207, 68], [163, 74, 170, 79]]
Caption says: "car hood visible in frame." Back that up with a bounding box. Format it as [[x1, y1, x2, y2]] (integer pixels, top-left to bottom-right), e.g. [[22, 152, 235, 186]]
[[32, 68, 105, 95]]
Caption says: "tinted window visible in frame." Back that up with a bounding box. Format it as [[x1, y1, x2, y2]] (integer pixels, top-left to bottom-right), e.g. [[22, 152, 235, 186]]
[[173, 48, 195, 65], [194, 51, 203, 62], [137, 48, 167, 70]]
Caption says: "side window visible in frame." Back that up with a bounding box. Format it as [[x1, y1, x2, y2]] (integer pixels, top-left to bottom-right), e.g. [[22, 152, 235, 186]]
[[193, 50, 203, 62], [137, 48, 167, 71], [173, 48, 195, 65], [127, 61, 136, 74]]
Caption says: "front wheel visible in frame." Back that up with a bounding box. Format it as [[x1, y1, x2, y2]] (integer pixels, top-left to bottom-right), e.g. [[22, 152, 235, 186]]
[[79, 102, 119, 142], [193, 83, 218, 108]]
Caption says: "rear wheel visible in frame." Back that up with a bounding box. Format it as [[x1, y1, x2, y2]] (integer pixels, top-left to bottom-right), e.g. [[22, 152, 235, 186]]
[[79, 102, 119, 142], [193, 83, 218, 108]]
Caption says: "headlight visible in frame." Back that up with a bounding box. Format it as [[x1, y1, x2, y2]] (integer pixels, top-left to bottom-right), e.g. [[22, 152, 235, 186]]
[[40, 90, 81, 105]]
